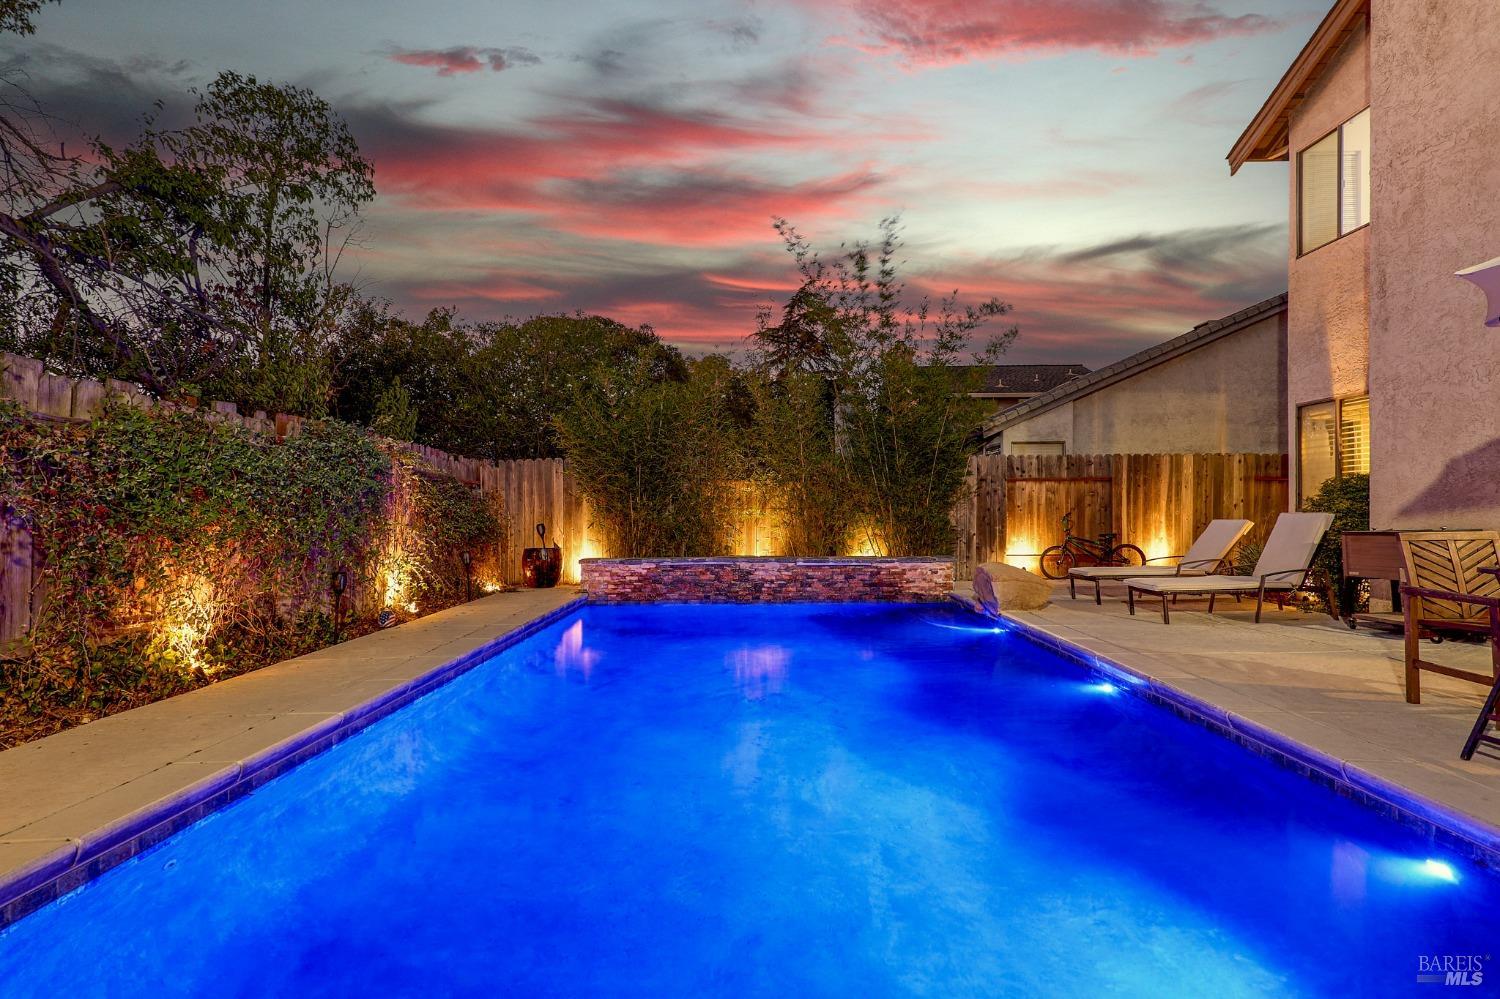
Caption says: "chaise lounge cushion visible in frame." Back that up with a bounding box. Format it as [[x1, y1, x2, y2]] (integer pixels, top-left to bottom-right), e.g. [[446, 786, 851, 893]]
[[1069, 519, 1252, 582], [1128, 512, 1334, 595]]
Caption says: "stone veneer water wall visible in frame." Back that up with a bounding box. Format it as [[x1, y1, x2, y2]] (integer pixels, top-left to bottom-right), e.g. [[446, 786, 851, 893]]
[[579, 557, 954, 604]]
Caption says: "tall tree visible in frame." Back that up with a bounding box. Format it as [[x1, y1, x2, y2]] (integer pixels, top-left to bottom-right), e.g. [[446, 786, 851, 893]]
[[0, 7, 373, 413], [752, 217, 1017, 556], [332, 310, 684, 459]]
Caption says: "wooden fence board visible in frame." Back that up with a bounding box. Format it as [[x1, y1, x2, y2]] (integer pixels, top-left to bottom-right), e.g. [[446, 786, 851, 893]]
[[954, 451, 1289, 576]]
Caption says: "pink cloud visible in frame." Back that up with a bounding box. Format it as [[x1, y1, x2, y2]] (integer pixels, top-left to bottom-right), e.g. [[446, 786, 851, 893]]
[[545, 169, 884, 245], [590, 297, 757, 347], [407, 277, 561, 303], [387, 46, 539, 76], [354, 99, 887, 249], [820, 0, 1281, 65]]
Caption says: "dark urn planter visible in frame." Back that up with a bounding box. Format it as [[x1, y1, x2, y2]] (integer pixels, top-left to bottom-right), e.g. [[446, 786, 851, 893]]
[[523, 523, 563, 588]]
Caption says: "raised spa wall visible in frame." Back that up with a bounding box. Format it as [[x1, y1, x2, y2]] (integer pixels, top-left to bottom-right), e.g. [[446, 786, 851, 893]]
[[579, 557, 954, 604]]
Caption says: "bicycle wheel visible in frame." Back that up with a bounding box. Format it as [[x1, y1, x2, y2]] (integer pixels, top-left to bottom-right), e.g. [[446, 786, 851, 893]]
[[1039, 545, 1074, 579], [1110, 544, 1146, 567]]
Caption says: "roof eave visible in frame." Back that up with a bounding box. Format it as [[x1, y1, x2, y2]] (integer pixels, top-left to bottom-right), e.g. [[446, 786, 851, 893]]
[[1227, 0, 1368, 175], [980, 294, 1289, 440]]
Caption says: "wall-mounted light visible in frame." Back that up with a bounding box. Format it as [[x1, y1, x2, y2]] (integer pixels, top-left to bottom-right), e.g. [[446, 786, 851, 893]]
[[1456, 255, 1500, 327]]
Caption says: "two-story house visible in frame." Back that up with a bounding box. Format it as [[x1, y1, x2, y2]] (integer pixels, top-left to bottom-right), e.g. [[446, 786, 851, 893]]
[[1230, 0, 1500, 528]]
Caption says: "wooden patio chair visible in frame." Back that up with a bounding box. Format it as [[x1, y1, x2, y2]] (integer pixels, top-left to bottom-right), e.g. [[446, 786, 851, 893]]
[[1399, 531, 1500, 705], [1461, 666, 1500, 761]]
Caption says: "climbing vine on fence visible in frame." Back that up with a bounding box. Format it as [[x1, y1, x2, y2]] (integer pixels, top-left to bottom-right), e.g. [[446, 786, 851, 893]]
[[0, 399, 502, 746]]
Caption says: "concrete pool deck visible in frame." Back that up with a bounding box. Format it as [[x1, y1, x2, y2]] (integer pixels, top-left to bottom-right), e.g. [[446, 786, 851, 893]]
[[0, 587, 581, 926], [956, 579, 1500, 853]]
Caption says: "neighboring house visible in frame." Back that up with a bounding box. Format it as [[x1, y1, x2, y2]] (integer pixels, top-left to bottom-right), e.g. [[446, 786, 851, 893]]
[[979, 296, 1288, 455], [1230, 0, 1500, 526], [956, 363, 1090, 416]]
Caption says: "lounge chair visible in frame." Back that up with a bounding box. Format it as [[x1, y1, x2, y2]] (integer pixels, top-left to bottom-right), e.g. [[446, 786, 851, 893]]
[[1067, 518, 1252, 605], [1126, 512, 1335, 623]]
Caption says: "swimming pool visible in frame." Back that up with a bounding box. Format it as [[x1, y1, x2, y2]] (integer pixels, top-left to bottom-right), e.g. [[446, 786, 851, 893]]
[[1, 602, 1495, 996]]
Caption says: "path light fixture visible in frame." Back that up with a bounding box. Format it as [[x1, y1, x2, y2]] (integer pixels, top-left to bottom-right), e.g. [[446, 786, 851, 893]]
[[460, 550, 473, 602], [331, 568, 349, 642], [1456, 255, 1500, 327]]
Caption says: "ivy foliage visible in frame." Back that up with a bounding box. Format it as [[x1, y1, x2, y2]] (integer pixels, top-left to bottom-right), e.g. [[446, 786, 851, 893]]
[[0, 399, 501, 746]]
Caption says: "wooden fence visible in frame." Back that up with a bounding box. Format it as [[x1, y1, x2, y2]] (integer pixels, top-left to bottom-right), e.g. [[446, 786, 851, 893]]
[[0, 353, 613, 645], [951, 452, 1289, 579], [2, 353, 1292, 644]]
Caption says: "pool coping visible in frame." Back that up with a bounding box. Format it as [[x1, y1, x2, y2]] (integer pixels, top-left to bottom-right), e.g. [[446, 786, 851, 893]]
[[951, 594, 1500, 872], [0, 595, 586, 929]]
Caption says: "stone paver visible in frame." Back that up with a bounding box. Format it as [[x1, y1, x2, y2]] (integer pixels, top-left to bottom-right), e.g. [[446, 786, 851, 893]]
[[967, 579, 1500, 832], [0, 588, 580, 885]]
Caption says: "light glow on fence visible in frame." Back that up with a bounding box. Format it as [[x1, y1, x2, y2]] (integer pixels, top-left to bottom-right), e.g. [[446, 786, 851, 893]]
[[1142, 535, 1174, 564], [1004, 538, 1042, 574]]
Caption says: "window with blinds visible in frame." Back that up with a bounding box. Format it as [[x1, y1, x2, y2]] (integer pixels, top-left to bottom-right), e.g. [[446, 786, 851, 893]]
[[1300, 133, 1339, 253], [1298, 402, 1337, 502], [1339, 110, 1371, 235], [1338, 396, 1370, 475], [1298, 396, 1370, 504], [1298, 108, 1371, 254]]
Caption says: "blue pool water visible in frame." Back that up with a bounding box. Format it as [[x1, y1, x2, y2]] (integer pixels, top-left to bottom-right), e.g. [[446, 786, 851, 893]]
[[2, 602, 1496, 997]]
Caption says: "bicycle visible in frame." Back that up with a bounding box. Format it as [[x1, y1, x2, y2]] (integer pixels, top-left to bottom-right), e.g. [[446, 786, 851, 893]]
[[1039, 512, 1146, 580]]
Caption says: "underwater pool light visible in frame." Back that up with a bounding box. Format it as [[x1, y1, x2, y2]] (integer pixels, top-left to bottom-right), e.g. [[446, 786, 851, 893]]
[[1421, 858, 1459, 883], [1083, 680, 1121, 695], [926, 620, 1007, 635], [1375, 854, 1463, 886]]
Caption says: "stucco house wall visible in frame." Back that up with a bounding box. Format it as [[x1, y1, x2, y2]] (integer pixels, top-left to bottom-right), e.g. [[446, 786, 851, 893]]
[[1069, 313, 1286, 454], [1000, 404, 1074, 453], [1367, 0, 1500, 529], [1285, 17, 1370, 502], [996, 311, 1287, 455]]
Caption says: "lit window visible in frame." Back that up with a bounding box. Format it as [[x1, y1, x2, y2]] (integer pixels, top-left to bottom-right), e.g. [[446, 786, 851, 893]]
[[1338, 396, 1370, 475], [1298, 396, 1369, 503], [1299, 108, 1370, 254]]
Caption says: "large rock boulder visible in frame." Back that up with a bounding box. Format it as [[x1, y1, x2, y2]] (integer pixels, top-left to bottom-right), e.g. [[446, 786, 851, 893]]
[[973, 561, 1052, 614]]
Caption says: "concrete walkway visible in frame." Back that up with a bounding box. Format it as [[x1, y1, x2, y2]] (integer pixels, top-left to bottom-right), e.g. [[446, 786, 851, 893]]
[[0, 587, 580, 922], [964, 579, 1500, 834]]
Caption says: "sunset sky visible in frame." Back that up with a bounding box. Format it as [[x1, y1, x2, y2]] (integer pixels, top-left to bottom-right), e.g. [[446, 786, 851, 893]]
[[10, 0, 1328, 364]]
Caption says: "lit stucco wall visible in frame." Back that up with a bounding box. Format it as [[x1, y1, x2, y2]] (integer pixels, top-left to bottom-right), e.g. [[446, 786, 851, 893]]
[[1368, 0, 1500, 529], [1000, 312, 1287, 455], [1001, 404, 1073, 453], [1285, 17, 1370, 503]]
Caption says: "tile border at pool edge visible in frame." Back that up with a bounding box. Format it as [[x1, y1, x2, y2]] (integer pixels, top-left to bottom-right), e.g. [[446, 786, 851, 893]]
[[0, 596, 587, 930], [952, 596, 1500, 872]]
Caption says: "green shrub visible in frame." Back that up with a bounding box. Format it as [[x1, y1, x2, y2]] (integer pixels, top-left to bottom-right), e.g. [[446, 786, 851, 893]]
[[749, 217, 1012, 556], [555, 354, 741, 557], [747, 370, 858, 555], [1302, 473, 1371, 614]]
